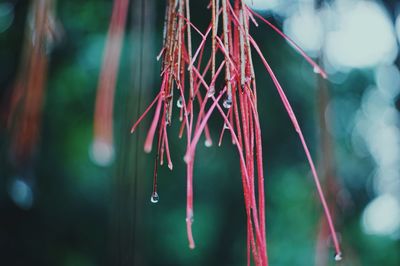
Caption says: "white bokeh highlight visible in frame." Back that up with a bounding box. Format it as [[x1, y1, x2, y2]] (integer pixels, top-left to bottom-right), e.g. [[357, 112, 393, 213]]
[[362, 194, 400, 237], [325, 1, 398, 68], [89, 138, 115, 167]]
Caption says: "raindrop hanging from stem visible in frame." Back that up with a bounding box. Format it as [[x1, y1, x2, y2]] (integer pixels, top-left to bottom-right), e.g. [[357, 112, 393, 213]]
[[150, 191, 159, 203]]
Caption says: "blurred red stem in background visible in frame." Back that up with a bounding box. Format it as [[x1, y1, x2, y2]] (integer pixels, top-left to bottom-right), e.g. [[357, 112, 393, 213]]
[[93, 0, 129, 154], [5, 0, 60, 168]]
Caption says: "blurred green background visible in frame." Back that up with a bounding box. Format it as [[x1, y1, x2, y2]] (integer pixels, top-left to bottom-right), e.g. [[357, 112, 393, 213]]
[[1, 0, 400, 265]]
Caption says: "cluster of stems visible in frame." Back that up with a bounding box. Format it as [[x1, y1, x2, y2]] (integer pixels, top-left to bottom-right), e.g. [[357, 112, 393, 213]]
[[131, 0, 341, 265]]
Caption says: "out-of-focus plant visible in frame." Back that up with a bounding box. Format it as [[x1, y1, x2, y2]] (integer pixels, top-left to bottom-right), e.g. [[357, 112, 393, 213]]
[[4, 0, 60, 174], [92, 0, 129, 167]]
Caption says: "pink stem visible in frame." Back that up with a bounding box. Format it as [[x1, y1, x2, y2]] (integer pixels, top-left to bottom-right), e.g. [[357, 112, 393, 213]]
[[245, 6, 327, 79], [130, 92, 162, 133], [249, 36, 341, 256], [144, 95, 163, 153], [163, 124, 173, 170]]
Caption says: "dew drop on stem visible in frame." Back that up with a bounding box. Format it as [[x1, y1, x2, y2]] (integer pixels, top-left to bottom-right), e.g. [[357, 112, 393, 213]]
[[177, 96, 183, 108], [207, 85, 215, 98], [334, 252, 342, 262], [204, 139, 212, 147], [186, 214, 194, 223], [150, 192, 159, 203], [313, 66, 321, 74], [223, 97, 232, 109]]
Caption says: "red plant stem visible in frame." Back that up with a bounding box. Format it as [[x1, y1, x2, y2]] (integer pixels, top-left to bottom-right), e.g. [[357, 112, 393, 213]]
[[185, 0, 195, 98], [219, 9, 269, 259], [211, 0, 217, 81], [245, 6, 327, 79], [131, 92, 162, 133], [7, 0, 57, 165], [232, 91, 243, 149], [189, 62, 266, 263], [221, 0, 232, 101], [231, 7, 337, 254], [209, 94, 267, 265], [249, 35, 341, 256], [187, 26, 211, 70], [131, 2, 341, 265], [94, 0, 129, 147], [243, 85, 267, 253], [161, 138, 166, 167], [144, 94, 163, 153], [192, 62, 225, 134], [191, 53, 267, 262], [176, 0, 184, 83], [172, 73, 197, 250], [163, 121, 173, 170], [152, 119, 164, 196], [185, 86, 226, 164], [184, 87, 226, 249], [195, 92, 213, 146], [254, 111, 266, 246], [218, 108, 232, 146], [186, 159, 195, 249], [191, 52, 214, 144], [241, 6, 256, 83], [239, 85, 267, 249]]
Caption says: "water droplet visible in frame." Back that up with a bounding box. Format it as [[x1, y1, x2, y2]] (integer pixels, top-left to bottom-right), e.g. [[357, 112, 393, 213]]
[[223, 123, 230, 129], [9, 178, 33, 210], [89, 138, 115, 166], [156, 50, 164, 61], [313, 66, 321, 74], [186, 215, 194, 223], [207, 86, 215, 97], [150, 192, 159, 203], [223, 97, 232, 109], [183, 154, 191, 163], [334, 252, 342, 262], [177, 97, 183, 108], [204, 139, 212, 147]]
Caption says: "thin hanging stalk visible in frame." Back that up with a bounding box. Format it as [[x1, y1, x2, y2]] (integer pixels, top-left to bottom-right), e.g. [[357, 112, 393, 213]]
[[93, 0, 129, 166], [6, 0, 60, 168], [185, 0, 194, 99]]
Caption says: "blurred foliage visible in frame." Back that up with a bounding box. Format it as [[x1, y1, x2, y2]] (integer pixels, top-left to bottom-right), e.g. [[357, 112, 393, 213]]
[[0, 0, 399, 266]]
